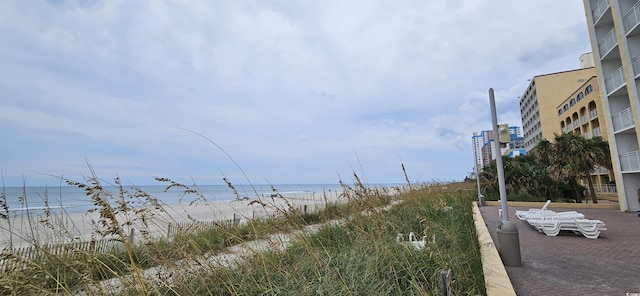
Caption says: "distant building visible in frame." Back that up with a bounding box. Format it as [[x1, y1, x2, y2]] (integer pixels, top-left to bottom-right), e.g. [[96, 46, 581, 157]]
[[556, 74, 614, 189], [519, 67, 597, 151], [472, 126, 526, 170], [517, 53, 616, 201]]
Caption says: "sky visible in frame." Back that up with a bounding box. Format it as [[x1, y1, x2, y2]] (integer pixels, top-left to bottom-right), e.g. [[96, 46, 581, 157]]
[[0, 0, 593, 187]]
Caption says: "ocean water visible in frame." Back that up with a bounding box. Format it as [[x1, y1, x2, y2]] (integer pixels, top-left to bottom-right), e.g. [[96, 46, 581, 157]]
[[0, 183, 357, 216]]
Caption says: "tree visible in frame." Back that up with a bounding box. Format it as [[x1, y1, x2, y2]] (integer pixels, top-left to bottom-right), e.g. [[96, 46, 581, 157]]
[[577, 136, 612, 203], [479, 154, 558, 201], [531, 133, 611, 203]]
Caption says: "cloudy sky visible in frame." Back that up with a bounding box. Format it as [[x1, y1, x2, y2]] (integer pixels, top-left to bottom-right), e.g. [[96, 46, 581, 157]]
[[0, 0, 592, 187]]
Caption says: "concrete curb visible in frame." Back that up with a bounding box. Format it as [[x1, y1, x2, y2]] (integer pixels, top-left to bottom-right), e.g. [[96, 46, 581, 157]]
[[484, 201, 620, 210], [472, 203, 516, 296]]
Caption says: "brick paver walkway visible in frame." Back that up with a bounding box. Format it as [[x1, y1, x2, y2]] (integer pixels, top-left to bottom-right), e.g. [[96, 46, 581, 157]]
[[480, 205, 640, 296]]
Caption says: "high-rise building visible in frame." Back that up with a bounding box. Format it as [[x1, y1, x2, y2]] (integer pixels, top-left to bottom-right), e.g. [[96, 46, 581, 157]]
[[472, 126, 525, 169], [583, 0, 640, 212], [519, 67, 597, 151], [518, 55, 617, 200]]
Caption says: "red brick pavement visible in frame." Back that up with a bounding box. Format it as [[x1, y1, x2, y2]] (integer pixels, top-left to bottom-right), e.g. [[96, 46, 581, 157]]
[[479, 205, 640, 296]]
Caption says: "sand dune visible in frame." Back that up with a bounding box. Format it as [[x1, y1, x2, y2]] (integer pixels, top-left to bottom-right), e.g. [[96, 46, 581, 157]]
[[0, 191, 345, 249]]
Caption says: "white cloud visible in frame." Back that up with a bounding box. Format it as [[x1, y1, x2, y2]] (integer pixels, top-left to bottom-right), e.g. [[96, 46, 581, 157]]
[[0, 0, 592, 185]]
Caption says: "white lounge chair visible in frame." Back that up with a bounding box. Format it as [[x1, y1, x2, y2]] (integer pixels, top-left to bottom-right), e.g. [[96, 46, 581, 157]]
[[515, 200, 551, 220], [520, 210, 585, 221], [516, 200, 606, 239], [515, 200, 584, 220], [526, 218, 606, 239]]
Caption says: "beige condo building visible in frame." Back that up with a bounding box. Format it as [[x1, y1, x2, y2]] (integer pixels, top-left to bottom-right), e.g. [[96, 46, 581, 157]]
[[520, 67, 598, 151], [583, 0, 640, 212], [557, 75, 615, 191]]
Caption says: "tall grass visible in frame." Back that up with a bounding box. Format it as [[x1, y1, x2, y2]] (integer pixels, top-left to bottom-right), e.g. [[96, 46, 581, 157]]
[[0, 174, 483, 295], [127, 182, 485, 295]]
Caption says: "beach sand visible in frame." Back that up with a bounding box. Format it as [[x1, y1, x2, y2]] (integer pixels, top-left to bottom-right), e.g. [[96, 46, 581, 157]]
[[0, 191, 345, 249]]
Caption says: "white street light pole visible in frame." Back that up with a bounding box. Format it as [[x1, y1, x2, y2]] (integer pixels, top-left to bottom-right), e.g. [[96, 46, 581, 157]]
[[489, 88, 509, 222], [472, 138, 485, 206], [489, 87, 521, 267]]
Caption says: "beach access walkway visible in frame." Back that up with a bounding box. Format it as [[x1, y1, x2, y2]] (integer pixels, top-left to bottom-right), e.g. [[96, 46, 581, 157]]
[[479, 204, 640, 296]]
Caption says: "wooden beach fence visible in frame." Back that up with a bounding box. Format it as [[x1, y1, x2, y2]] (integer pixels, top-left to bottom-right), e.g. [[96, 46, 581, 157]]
[[166, 214, 241, 238], [0, 239, 123, 273], [1, 199, 342, 273]]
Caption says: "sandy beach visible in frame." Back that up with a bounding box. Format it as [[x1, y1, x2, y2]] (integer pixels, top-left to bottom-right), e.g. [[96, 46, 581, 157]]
[[0, 191, 346, 249]]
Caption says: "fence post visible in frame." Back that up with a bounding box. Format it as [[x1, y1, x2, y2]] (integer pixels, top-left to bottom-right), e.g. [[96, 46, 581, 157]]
[[441, 269, 452, 296], [129, 228, 135, 245], [233, 213, 240, 226]]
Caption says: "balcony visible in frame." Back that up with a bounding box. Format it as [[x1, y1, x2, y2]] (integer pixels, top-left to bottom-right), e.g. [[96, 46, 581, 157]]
[[592, 0, 610, 23], [624, 1, 640, 33], [590, 109, 598, 119], [581, 116, 588, 124], [573, 121, 580, 128], [592, 184, 616, 195], [620, 150, 640, 171], [584, 131, 592, 139], [611, 107, 635, 132], [605, 67, 625, 94], [598, 28, 618, 56], [633, 52, 640, 77], [593, 126, 602, 137]]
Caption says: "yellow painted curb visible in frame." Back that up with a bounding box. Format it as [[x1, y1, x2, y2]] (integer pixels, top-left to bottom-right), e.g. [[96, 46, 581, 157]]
[[472, 203, 517, 296], [484, 201, 620, 210]]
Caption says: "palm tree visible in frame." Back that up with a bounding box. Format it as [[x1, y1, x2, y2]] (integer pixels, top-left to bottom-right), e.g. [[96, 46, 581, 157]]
[[531, 139, 553, 167], [576, 136, 612, 203], [532, 133, 612, 203], [553, 137, 584, 202]]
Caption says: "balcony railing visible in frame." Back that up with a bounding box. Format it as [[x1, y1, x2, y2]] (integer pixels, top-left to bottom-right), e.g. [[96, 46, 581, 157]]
[[624, 0, 640, 32], [590, 109, 598, 119], [592, 184, 617, 195], [633, 52, 640, 76], [611, 107, 635, 132], [620, 150, 640, 171], [581, 116, 588, 124], [593, 126, 602, 137], [573, 121, 580, 128], [598, 28, 617, 56], [584, 131, 592, 139], [605, 67, 625, 94], [592, 0, 610, 22]]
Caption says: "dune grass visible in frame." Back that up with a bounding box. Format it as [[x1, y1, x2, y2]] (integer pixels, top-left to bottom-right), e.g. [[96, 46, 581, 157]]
[[125, 182, 485, 295], [0, 177, 484, 295]]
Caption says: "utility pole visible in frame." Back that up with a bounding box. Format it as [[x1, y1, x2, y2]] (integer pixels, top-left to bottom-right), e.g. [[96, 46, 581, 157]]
[[472, 136, 485, 206], [490, 88, 509, 222], [489, 88, 521, 267]]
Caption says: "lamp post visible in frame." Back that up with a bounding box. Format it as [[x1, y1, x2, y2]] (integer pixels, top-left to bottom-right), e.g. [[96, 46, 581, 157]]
[[472, 136, 485, 206], [489, 88, 521, 267]]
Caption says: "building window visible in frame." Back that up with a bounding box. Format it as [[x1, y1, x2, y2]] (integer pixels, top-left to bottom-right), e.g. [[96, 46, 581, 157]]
[[577, 92, 584, 101], [570, 98, 576, 106], [585, 85, 593, 95], [563, 104, 569, 111], [558, 109, 563, 116]]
